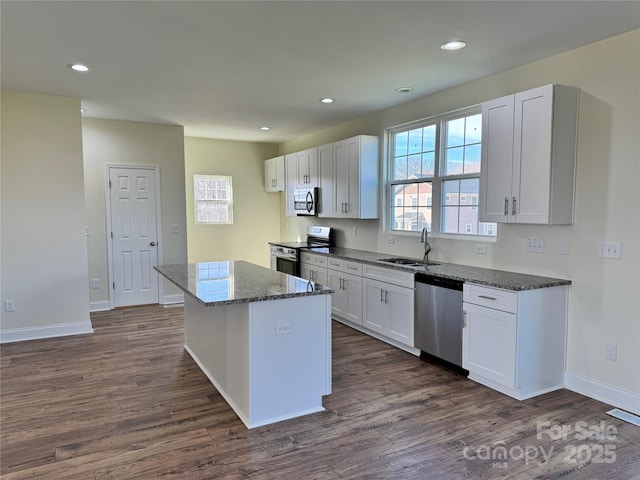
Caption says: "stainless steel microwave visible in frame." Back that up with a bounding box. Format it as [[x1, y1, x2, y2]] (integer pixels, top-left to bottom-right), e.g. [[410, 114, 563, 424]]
[[293, 187, 318, 215]]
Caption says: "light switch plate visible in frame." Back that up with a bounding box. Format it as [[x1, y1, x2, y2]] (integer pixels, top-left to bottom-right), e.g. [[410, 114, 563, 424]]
[[597, 242, 621, 259]]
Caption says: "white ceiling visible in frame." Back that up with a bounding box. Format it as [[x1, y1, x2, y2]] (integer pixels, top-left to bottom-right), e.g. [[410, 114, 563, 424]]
[[2, 1, 639, 143]]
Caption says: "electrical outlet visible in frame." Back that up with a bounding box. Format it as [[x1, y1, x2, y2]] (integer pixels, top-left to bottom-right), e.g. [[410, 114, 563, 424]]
[[605, 343, 618, 361], [558, 240, 569, 255], [92, 278, 101, 289], [4, 299, 16, 312], [387, 237, 395, 244], [597, 242, 621, 259], [352, 226, 357, 236], [275, 321, 293, 336], [475, 244, 487, 254], [172, 224, 180, 234], [526, 238, 545, 254]]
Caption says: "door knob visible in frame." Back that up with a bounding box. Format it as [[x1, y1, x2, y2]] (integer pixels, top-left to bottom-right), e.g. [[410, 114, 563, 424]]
[[150, 241, 157, 246]]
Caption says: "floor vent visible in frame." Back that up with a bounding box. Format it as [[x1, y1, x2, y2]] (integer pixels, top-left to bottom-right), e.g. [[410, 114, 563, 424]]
[[607, 408, 640, 427]]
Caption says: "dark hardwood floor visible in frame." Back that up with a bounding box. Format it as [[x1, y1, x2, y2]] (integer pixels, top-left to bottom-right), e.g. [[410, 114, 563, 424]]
[[1, 305, 639, 479]]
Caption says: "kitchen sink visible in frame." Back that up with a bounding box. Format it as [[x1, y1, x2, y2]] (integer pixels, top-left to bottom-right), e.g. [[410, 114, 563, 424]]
[[378, 257, 440, 267]]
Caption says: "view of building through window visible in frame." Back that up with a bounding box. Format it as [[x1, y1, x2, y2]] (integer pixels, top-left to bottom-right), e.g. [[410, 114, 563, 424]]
[[194, 175, 233, 224], [389, 110, 497, 237]]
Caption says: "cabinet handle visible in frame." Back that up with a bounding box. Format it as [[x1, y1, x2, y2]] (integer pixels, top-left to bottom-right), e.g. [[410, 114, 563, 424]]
[[512, 197, 517, 216], [384, 290, 389, 304], [478, 295, 497, 301], [504, 197, 509, 216], [463, 311, 467, 328], [380, 288, 384, 303]]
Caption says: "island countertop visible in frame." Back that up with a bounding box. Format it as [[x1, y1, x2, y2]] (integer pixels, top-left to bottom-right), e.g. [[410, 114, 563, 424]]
[[156, 261, 332, 307]]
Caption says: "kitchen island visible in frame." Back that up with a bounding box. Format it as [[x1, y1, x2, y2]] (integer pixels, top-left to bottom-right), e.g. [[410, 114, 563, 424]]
[[155, 261, 332, 429]]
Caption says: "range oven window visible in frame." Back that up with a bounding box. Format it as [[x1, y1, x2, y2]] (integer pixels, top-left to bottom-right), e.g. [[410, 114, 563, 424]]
[[276, 256, 297, 276]]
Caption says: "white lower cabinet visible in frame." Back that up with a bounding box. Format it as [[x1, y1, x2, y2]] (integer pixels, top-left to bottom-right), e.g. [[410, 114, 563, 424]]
[[462, 283, 568, 400], [300, 252, 328, 285], [362, 265, 414, 348], [327, 259, 363, 326]]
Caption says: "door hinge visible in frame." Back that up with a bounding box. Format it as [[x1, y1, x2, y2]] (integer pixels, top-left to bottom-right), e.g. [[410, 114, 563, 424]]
[[111, 231, 113, 239], [112, 282, 115, 289], [109, 180, 112, 189]]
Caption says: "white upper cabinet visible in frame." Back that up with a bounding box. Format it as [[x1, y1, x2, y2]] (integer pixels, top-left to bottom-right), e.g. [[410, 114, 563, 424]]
[[479, 84, 579, 224], [285, 147, 318, 216], [264, 155, 285, 192], [318, 135, 379, 219]]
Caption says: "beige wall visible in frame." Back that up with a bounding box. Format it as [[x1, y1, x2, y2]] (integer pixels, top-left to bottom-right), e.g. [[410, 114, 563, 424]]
[[280, 30, 640, 403], [82, 118, 187, 306], [1, 92, 91, 337], [184, 137, 279, 266]]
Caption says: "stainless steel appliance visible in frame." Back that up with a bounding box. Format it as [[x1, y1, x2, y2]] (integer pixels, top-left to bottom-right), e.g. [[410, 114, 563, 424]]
[[414, 273, 465, 369], [293, 187, 318, 215], [269, 226, 332, 276]]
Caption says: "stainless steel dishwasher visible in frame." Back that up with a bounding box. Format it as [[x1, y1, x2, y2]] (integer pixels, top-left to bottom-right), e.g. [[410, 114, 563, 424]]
[[414, 273, 464, 368]]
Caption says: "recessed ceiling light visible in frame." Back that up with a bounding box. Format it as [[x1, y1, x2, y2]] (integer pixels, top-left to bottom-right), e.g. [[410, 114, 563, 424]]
[[440, 40, 466, 51], [319, 98, 335, 104], [395, 87, 414, 94], [69, 63, 90, 72], [260, 126, 271, 131]]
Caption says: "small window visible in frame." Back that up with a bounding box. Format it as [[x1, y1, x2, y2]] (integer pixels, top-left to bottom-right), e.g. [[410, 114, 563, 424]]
[[194, 175, 233, 224]]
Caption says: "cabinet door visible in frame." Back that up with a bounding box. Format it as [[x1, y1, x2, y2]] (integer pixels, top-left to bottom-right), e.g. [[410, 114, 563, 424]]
[[297, 148, 318, 188], [385, 283, 414, 346], [300, 263, 312, 282], [317, 143, 334, 217], [513, 85, 554, 224], [363, 278, 386, 335], [344, 136, 361, 218], [463, 302, 517, 389], [313, 267, 328, 286], [265, 156, 285, 192], [480, 94, 515, 223], [328, 270, 346, 317], [285, 153, 297, 216], [343, 272, 363, 326], [333, 139, 348, 218]]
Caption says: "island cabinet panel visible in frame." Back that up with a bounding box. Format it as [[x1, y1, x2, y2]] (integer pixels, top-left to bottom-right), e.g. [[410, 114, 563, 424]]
[[184, 293, 331, 428], [462, 283, 568, 400]]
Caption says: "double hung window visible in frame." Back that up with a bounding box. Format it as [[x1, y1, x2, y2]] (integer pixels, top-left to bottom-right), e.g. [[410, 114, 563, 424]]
[[194, 175, 233, 224], [388, 109, 496, 237]]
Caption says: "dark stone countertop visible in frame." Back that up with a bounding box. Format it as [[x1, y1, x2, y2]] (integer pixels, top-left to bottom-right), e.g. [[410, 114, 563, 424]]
[[308, 247, 571, 291], [156, 261, 332, 306]]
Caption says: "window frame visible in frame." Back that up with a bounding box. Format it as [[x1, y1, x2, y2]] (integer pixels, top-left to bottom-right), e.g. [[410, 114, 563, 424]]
[[386, 106, 497, 240], [194, 174, 234, 225]]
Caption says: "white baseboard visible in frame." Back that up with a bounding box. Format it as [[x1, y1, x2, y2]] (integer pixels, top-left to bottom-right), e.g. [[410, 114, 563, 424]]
[[564, 372, 640, 416], [162, 293, 184, 305], [0, 321, 94, 344], [89, 301, 111, 312]]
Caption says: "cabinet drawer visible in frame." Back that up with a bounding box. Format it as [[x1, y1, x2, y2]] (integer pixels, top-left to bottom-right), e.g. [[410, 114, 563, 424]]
[[327, 257, 345, 271], [363, 264, 414, 289], [463, 284, 517, 313], [344, 261, 362, 276], [300, 252, 327, 267]]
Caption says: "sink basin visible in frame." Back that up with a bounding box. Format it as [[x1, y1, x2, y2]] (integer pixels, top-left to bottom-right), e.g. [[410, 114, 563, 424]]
[[378, 257, 440, 267]]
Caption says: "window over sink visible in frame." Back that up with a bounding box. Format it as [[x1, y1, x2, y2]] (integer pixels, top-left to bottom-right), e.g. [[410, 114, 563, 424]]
[[388, 108, 497, 237]]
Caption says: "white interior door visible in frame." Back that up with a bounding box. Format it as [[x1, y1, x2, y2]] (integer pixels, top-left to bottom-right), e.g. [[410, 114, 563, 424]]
[[109, 167, 159, 307]]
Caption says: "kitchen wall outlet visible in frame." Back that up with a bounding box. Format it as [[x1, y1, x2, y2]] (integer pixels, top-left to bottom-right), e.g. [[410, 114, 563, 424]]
[[387, 237, 395, 244], [275, 321, 293, 336], [475, 244, 487, 255], [558, 240, 569, 255], [4, 299, 16, 312], [597, 242, 621, 259], [352, 226, 357, 236], [605, 343, 618, 361], [526, 238, 545, 254], [92, 278, 101, 289], [172, 224, 180, 234]]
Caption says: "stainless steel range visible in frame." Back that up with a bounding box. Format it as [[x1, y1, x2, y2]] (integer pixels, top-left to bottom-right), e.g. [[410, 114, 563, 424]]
[[269, 226, 333, 276]]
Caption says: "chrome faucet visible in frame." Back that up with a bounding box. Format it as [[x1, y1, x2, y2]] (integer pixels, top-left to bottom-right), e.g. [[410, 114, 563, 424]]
[[421, 226, 432, 264]]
